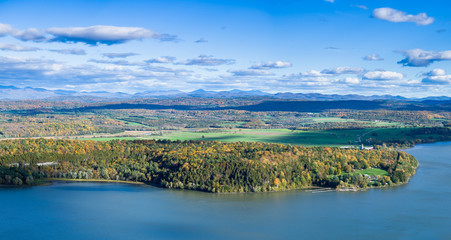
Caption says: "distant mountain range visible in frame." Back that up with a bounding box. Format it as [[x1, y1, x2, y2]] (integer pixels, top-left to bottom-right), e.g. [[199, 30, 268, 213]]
[[0, 85, 450, 102]]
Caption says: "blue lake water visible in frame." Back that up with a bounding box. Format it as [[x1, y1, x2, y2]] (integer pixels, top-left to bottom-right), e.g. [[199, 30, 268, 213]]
[[1, 142, 450, 240]]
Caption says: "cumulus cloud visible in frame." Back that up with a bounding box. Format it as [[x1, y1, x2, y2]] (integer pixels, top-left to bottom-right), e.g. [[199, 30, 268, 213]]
[[397, 49, 451, 67], [146, 56, 176, 64], [283, 70, 365, 88], [228, 69, 274, 76], [372, 8, 434, 26], [284, 67, 364, 80], [363, 70, 403, 80], [50, 48, 86, 55], [282, 71, 331, 84], [0, 43, 39, 52], [320, 67, 365, 75], [294, 70, 328, 78], [364, 54, 384, 61], [0, 22, 179, 45], [0, 23, 47, 41], [341, 77, 360, 84], [0, 23, 14, 36], [0, 55, 192, 88], [178, 55, 235, 66], [282, 73, 332, 87], [0, 56, 63, 83], [284, 67, 364, 81], [13, 28, 47, 41], [88, 59, 144, 66], [425, 68, 446, 76], [47, 25, 171, 45], [103, 52, 139, 58], [250, 61, 292, 70], [422, 68, 451, 85]]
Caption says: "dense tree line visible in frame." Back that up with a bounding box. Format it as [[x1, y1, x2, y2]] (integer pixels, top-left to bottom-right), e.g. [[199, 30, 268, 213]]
[[333, 110, 448, 127], [368, 127, 451, 148], [0, 114, 126, 138], [0, 139, 418, 192]]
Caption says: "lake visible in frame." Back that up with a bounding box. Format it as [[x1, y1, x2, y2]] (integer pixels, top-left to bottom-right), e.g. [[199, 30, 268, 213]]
[[1, 142, 450, 240]]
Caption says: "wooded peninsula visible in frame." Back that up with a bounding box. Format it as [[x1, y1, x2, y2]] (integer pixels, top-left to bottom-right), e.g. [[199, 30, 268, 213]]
[[0, 139, 418, 192]]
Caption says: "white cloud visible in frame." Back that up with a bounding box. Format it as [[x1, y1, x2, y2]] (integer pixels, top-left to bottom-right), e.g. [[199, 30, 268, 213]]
[[425, 68, 446, 76], [320, 67, 364, 75], [282, 71, 331, 87], [0, 22, 179, 45], [286, 67, 365, 80], [178, 55, 235, 66], [324, 0, 335, 3], [342, 77, 360, 84], [281, 75, 332, 87], [288, 70, 326, 78], [0, 56, 62, 81], [50, 48, 86, 55], [88, 59, 141, 66], [422, 68, 451, 85], [47, 25, 161, 45], [103, 53, 139, 58], [0, 23, 14, 36], [363, 70, 404, 80], [364, 54, 384, 61], [250, 61, 292, 70], [12, 28, 47, 41], [283, 67, 364, 83], [0, 55, 192, 88], [372, 8, 434, 26], [0, 23, 47, 41], [146, 56, 176, 64], [422, 75, 451, 85], [0, 43, 39, 52], [228, 69, 274, 76], [398, 49, 451, 67]]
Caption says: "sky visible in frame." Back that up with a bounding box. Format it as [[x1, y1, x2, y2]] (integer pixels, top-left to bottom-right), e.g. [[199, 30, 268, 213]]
[[0, 0, 450, 97]]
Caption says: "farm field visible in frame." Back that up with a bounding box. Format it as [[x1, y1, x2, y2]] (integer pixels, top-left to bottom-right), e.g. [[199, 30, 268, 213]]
[[77, 127, 450, 147], [147, 128, 357, 146]]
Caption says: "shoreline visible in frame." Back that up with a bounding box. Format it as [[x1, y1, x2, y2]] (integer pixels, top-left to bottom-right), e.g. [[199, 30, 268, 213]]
[[1, 177, 410, 194], [35, 178, 146, 186], [35, 178, 330, 194]]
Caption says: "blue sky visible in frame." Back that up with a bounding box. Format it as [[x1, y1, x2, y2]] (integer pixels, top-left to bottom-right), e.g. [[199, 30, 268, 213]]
[[0, 0, 450, 97]]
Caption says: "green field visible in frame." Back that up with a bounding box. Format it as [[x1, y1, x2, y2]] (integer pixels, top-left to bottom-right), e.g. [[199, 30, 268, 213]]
[[77, 127, 449, 146], [305, 117, 357, 123], [147, 128, 368, 146], [78, 128, 362, 145], [354, 168, 389, 176], [115, 119, 153, 128]]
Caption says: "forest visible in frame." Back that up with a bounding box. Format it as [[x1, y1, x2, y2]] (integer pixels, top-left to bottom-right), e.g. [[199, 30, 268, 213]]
[[0, 139, 418, 193]]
